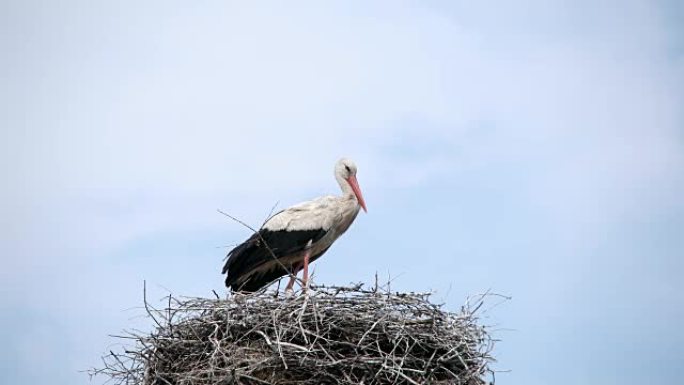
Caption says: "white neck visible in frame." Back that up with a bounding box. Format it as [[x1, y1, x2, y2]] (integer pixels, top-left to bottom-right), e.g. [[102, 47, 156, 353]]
[[336, 173, 354, 197]]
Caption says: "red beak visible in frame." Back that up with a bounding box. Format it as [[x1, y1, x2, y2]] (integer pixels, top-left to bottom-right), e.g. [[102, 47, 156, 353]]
[[346, 175, 367, 212]]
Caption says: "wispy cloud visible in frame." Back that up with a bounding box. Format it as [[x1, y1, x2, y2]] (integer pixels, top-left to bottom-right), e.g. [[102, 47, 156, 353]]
[[1, 1, 682, 384]]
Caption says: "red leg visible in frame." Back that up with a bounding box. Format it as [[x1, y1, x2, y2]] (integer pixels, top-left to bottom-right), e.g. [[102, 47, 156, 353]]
[[302, 240, 313, 290], [285, 273, 297, 292], [285, 263, 302, 293], [302, 250, 310, 288]]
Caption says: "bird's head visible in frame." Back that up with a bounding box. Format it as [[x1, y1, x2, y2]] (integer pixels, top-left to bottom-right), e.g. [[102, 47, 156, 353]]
[[335, 158, 367, 213]]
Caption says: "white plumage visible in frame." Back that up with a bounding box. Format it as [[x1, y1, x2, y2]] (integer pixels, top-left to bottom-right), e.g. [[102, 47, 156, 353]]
[[222, 158, 367, 292]]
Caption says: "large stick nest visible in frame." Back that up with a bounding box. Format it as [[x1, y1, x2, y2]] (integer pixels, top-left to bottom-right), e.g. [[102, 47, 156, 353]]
[[95, 283, 496, 385]]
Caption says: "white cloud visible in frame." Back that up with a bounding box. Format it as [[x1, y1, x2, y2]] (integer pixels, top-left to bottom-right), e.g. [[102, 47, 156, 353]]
[[1, 2, 683, 383], [1, 0, 681, 281], [2, 0, 682, 285]]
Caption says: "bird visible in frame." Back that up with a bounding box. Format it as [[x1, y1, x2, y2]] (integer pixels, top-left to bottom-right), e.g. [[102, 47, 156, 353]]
[[222, 158, 367, 293]]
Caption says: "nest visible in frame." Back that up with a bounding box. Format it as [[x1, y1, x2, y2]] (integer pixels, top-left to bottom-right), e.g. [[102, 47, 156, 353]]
[[95, 283, 496, 385]]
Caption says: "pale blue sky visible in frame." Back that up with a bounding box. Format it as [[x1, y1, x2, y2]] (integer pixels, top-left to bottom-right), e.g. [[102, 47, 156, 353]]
[[1, 1, 683, 384]]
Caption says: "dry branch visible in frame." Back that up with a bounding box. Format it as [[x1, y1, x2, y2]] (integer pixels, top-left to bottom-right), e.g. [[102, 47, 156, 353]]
[[93, 283, 497, 385]]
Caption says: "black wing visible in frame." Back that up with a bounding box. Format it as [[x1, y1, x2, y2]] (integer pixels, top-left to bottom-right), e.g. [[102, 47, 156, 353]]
[[222, 228, 327, 292]]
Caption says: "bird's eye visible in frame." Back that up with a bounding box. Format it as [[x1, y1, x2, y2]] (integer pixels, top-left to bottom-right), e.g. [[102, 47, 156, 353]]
[[344, 165, 351, 172]]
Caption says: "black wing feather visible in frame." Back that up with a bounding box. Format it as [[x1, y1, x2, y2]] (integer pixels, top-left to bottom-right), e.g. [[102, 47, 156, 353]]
[[222, 228, 327, 292]]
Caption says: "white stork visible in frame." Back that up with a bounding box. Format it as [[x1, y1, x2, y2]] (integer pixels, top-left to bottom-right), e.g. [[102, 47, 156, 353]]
[[222, 158, 367, 293]]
